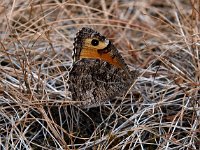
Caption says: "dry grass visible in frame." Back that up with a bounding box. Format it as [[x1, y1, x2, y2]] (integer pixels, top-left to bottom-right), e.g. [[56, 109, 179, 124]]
[[0, 0, 200, 149]]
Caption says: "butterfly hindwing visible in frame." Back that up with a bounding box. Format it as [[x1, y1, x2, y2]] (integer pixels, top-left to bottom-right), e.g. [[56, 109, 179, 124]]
[[69, 59, 130, 107]]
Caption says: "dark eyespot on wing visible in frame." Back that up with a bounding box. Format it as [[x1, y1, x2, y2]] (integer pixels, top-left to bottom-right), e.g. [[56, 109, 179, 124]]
[[91, 39, 99, 46]]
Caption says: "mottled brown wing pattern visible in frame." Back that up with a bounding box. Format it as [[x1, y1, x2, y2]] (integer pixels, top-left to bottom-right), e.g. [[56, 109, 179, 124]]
[[69, 59, 133, 108], [68, 27, 138, 108]]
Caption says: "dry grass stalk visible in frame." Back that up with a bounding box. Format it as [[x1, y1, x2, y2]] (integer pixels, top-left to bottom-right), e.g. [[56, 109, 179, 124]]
[[0, 0, 199, 149]]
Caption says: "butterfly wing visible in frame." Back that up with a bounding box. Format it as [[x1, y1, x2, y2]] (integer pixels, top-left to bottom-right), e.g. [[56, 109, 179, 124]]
[[68, 59, 132, 108], [68, 27, 138, 108]]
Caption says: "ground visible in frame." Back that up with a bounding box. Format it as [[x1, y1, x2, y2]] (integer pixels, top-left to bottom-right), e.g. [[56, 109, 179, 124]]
[[0, 0, 199, 149]]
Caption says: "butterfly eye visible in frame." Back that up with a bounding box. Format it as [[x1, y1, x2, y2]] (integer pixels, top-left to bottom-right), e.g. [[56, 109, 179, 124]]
[[91, 39, 99, 46]]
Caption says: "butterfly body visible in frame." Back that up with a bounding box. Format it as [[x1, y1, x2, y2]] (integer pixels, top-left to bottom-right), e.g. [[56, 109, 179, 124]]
[[68, 27, 137, 108]]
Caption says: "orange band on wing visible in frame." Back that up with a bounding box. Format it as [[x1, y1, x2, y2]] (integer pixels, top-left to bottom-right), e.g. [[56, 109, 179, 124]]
[[80, 48, 122, 68]]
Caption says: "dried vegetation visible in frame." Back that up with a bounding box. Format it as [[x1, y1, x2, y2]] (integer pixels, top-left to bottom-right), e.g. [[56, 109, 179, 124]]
[[0, 0, 199, 149]]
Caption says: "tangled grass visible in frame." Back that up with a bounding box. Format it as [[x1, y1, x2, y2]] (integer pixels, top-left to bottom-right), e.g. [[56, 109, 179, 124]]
[[0, 0, 199, 149]]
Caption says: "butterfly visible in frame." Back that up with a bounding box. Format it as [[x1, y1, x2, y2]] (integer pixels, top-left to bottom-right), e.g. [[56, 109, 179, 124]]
[[68, 27, 138, 108]]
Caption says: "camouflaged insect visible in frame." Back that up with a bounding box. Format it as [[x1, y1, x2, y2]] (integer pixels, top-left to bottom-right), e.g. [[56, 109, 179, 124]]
[[68, 27, 138, 108]]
